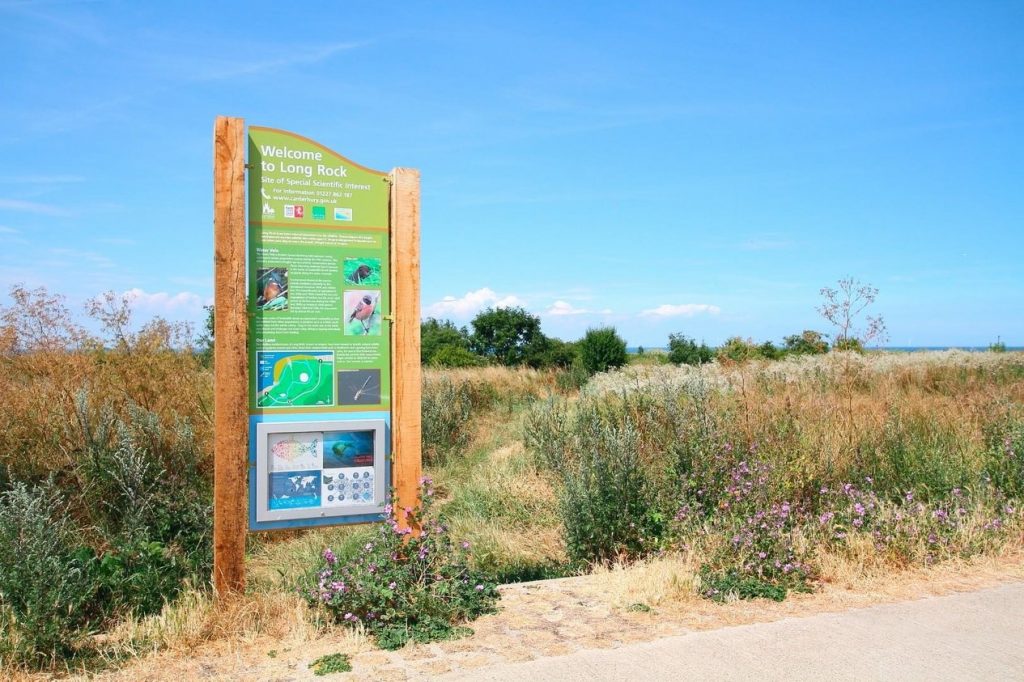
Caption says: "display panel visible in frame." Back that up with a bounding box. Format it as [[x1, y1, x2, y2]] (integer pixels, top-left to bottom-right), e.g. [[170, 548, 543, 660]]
[[254, 420, 386, 523]]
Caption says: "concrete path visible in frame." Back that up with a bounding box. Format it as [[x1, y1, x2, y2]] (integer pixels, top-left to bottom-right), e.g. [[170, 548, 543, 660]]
[[441, 582, 1024, 681]]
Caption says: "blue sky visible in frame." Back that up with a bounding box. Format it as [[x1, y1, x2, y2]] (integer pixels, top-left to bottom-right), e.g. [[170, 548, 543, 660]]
[[1, 1, 1021, 346]]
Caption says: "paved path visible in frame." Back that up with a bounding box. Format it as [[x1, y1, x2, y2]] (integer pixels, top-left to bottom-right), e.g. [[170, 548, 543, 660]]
[[441, 582, 1024, 681]]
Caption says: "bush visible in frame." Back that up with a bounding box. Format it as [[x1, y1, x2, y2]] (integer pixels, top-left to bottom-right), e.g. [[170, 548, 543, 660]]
[[421, 377, 475, 464], [421, 318, 475, 365], [558, 423, 667, 565], [429, 345, 483, 368], [783, 330, 829, 355], [0, 483, 98, 665], [667, 334, 714, 366], [577, 327, 627, 375], [305, 482, 499, 650], [716, 337, 763, 363]]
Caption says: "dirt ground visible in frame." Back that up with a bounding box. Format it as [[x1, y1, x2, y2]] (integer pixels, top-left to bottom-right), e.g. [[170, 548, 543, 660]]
[[67, 550, 1024, 681]]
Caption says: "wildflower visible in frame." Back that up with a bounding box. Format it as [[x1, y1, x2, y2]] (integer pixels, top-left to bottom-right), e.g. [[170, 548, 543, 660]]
[[853, 518, 863, 528], [932, 509, 948, 521], [905, 491, 914, 503], [388, 581, 397, 589], [475, 584, 484, 591], [365, 542, 374, 551], [819, 511, 835, 525], [854, 503, 865, 517], [323, 548, 337, 565], [864, 476, 873, 485], [462, 541, 471, 549], [758, 551, 767, 559]]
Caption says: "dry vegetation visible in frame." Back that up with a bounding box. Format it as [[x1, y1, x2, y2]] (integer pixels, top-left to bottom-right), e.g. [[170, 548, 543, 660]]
[[0, 287, 1021, 677]]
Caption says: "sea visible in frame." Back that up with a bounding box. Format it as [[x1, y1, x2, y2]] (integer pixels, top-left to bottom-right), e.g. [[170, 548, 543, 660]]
[[627, 346, 1023, 354]]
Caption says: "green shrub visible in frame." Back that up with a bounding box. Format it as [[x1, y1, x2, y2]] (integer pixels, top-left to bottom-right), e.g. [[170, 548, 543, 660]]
[[716, 337, 763, 363], [555, 358, 591, 392], [577, 327, 627, 375], [833, 337, 865, 353], [559, 423, 667, 565], [667, 333, 714, 366], [305, 482, 499, 650], [422, 377, 474, 463], [421, 318, 475, 365], [0, 482, 98, 665], [783, 330, 829, 355], [430, 345, 483, 368], [310, 653, 352, 675]]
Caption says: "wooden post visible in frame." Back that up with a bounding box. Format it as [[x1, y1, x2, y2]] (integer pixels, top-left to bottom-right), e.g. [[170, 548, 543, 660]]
[[213, 116, 248, 595], [389, 168, 422, 530]]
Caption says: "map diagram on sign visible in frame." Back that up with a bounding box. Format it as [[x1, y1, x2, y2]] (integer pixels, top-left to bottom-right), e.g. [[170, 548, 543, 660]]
[[257, 351, 335, 408]]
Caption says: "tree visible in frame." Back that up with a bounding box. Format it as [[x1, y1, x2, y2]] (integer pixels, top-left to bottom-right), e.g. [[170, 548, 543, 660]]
[[578, 327, 628, 375], [469, 307, 545, 366], [667, 333, 714, 366], [538, 337, 578, 369], [817, 278, 888, 352], [197, 305, 214, 367], [421, 318, 473, 364], [717, 336, 761, 363], [783, 330, 829, 355]]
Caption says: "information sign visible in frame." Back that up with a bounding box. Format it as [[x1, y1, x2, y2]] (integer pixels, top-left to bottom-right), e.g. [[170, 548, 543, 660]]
[[246, 127, 391, 530]]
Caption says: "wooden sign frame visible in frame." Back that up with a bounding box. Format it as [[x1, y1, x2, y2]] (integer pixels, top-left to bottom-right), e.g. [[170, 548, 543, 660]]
[[212, 116, 421, 595]]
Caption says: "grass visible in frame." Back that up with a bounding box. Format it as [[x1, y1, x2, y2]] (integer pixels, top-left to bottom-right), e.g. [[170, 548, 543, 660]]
[[0, 286, 1020, 675]]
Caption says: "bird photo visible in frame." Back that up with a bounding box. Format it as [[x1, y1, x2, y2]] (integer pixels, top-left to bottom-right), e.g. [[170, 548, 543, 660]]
[[344, 289, 381, 335]]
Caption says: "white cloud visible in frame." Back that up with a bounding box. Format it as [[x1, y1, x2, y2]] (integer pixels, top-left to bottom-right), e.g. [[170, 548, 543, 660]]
[[546, 300, 587, 316], [545, 300, 614, 316], [424, 287, 525, 319], [640, 303, 721, 318], [122, 288, 211, 316]]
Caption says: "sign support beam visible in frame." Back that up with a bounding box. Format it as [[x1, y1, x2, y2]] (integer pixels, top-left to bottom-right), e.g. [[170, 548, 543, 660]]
[[213, 115, 248, 595], [389, 168, 422, 530]]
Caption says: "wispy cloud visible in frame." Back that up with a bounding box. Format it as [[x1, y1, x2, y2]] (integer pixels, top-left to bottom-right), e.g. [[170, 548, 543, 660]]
[[50, 247, 113, 269], [545, 300, 613, 316], [0, 174, 86, 184], [189, 42, 365, 82], [639, 303, 721, 318], [0, 198, 73, 217], [122, 288, 211, 316], [424, 287, 525, 319]]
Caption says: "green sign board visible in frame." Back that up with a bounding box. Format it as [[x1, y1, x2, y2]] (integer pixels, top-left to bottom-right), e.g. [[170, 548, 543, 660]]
[[247, 126, 391, 530]]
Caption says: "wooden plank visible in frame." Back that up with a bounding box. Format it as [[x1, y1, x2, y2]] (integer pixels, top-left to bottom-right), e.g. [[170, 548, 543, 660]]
[[389, 168, 422, 530], [212, 116, 248, 595]]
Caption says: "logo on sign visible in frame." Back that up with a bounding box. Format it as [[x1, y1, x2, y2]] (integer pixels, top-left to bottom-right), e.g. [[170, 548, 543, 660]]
[[312, 205, 326, 220], [334, 207, 353, 221], [262, 201, 275, 217], [284, 204, 304, 219]]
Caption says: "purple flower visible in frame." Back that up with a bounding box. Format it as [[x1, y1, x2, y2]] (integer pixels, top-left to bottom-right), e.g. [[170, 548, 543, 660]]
[[854, 503, 866, 517], [475, 584, 484, 591], [819, 511, 835, 525], [388, 581, 397, 589], [323, 548, 336, 565], [462, 541, 471, 549]]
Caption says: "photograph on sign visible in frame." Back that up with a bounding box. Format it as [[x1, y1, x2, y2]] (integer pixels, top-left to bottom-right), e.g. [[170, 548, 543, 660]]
[[337, 369, 382, 406], [256, 267, 289, 311], [344, 257, 382, 286], [343, 290, 382, 336]]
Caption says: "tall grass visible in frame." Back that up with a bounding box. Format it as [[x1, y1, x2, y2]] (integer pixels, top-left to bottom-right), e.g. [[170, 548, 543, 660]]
[[525, 351, 1024, 597]]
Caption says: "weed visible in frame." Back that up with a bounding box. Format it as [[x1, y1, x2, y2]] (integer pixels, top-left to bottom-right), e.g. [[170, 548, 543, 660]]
[[309, 652, 352, 675]]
